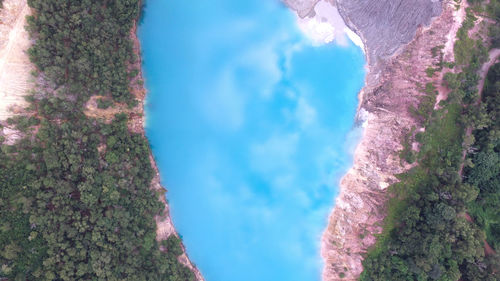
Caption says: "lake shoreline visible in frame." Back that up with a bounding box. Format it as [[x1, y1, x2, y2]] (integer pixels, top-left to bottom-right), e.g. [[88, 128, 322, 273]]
[[138, 1, 367, 279], [287, 0, 463, 280], [130, 18, 205, 281]]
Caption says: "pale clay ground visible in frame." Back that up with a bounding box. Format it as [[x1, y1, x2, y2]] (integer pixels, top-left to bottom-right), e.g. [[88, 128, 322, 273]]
[[0, 0, 31, 121]]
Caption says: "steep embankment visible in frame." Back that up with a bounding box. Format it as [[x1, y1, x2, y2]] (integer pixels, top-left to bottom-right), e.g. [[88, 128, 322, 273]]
[[286, 0, 464, 280]]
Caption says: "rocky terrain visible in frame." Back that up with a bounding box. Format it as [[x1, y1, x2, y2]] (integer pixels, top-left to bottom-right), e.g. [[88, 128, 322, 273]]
[[285, 0, 464, 280], [284, 0, 320, 17]]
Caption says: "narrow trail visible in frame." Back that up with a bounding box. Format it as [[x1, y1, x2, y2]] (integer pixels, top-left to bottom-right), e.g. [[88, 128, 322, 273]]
[[458, 48, 500, 176], [435, 2, 467, 109]]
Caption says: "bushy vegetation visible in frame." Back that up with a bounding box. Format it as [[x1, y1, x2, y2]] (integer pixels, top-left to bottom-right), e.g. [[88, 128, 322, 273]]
[[360, 2, 499, 280], [468, 0, 500, 47], [409, 83, 438, 123], [1, 116, 195, 280], [0, 0, 195, 280], [465, 62, 500, 253]]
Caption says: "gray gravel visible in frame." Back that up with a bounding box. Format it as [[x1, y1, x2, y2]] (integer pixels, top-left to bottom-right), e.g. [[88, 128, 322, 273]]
[[336, 0, 442, 65]]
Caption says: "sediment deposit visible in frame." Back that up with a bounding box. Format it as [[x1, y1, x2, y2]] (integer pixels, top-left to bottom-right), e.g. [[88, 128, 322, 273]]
[[286, 0, 464, 280], [287, 0, 443, 84]]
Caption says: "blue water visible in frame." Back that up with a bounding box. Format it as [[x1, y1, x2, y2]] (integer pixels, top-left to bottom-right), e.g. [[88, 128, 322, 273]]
[[139, 1, 365, 280]]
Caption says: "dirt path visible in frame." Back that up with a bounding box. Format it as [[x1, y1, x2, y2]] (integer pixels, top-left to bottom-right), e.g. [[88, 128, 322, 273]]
[[458, 48, 500, 175], [435, 1, 467, 109], [0, 0, 32, 121], [476, 48, 500, 100], [463, 213, 497, 256]]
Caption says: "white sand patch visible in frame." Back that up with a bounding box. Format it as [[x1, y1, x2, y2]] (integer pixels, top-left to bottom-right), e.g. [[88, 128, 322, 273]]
[[295, 0, 365, 52], [344, 27, 365, 53], [298, 17, 336, 44], [1, 126, 22, 145]]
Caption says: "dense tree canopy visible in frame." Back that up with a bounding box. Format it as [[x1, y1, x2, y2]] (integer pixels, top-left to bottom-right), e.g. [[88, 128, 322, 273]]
[[0, 0, 195, 280], [360, 1, 499, 280], [466, 62, 500, 254], [26, 0, 140, 104]]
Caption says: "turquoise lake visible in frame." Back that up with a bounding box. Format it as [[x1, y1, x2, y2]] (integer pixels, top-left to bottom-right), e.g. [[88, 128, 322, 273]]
[[139, 0, 365, 280]]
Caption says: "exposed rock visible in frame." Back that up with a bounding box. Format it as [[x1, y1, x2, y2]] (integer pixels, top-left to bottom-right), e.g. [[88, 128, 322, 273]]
[[283, 0, 320, 17]]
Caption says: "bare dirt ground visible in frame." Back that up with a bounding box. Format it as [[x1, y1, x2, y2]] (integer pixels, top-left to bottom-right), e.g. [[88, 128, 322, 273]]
[[0, 0, 32, 121]]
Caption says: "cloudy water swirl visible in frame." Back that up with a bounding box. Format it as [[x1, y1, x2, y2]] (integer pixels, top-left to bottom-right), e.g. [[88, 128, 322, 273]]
[[139, 0, 365, 280]]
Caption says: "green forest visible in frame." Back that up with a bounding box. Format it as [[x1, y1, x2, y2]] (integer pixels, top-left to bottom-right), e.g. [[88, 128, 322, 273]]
[[360, 1, 500, 280], [1, 0, 499, 280], [0, 0, 195, 280]]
